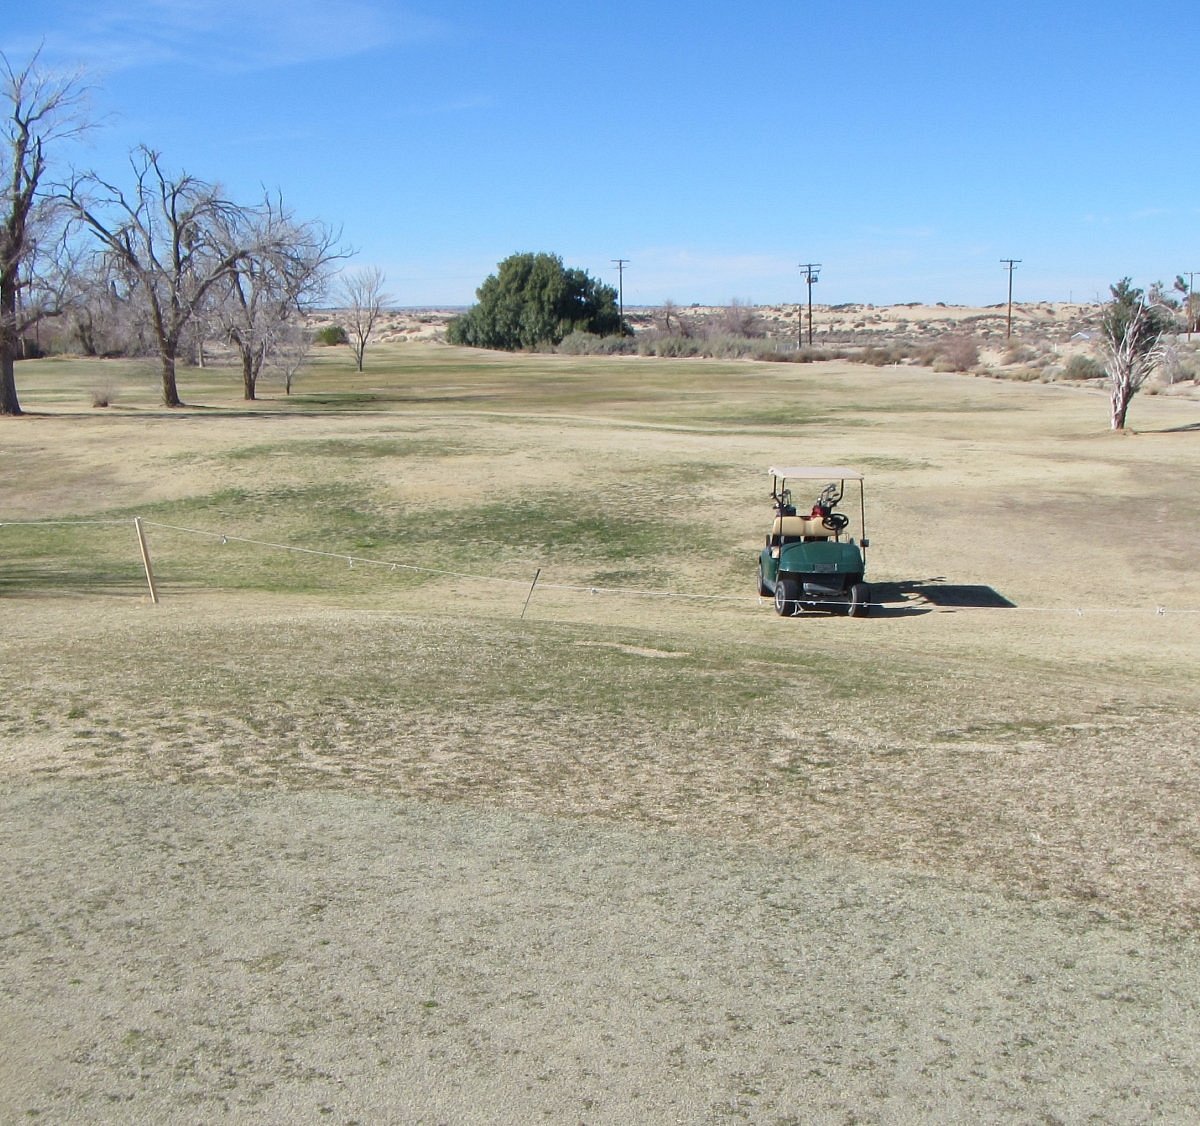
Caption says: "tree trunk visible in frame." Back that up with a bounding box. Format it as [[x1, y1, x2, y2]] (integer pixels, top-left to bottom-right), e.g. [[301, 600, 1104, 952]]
[[1110, 381, 1130, 431], [238, 342, 268, 401], [160, 351, 182, 408], [0, 278, 22, 415], [0, 352, 20, 415], [241, 344, 256, 400]]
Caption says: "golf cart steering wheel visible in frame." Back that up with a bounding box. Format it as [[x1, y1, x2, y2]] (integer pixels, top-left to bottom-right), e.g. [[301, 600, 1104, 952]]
[[822, 511, 850, 532]]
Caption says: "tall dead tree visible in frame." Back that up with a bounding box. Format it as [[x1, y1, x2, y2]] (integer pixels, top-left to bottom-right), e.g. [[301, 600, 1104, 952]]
[[0, 52, 86, 416], [1101, 278, 1169, 431]]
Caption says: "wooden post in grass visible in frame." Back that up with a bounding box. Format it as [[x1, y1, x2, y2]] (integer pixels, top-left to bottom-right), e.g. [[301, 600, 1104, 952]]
[[521, 568, 541, 620], [133, 517, 159, 604]]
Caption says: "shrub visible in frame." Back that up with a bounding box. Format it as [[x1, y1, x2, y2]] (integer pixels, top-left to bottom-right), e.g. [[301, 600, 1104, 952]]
[[936, 336, 980, 371], [91, 384, 117, 408], [635, 333, 703, 358], [1061, 353, 1104, 381], [704, 334, 758, 359], [556, 331, 633, 356], [859, 344, 904, 366], [715, 300, 764, 338], [1156, 345, 1200, 385], [314, 325, 348, 346], [1002, 342, 1038, 365]]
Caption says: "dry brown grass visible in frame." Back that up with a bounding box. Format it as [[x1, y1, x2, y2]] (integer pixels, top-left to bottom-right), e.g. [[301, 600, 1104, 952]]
[[3, 342, 1200, 1120], [4, 346, 1199, 924]]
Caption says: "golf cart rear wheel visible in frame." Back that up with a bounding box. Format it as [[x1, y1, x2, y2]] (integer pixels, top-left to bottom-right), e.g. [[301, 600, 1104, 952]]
[[774, 577, 801, 617], [848, 581, 871, 617], [757, 562, 771, 597]]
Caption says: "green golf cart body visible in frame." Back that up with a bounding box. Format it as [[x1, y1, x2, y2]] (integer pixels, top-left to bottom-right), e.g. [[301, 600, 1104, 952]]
[[756, 466, 872, 617]]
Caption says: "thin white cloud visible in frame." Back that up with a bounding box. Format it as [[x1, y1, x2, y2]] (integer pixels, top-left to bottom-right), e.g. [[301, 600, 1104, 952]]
[[23, 0, 444, 74]]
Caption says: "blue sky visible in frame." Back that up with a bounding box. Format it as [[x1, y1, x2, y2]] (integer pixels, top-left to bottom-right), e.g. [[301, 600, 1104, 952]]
[[6, 0, 1197, 307]]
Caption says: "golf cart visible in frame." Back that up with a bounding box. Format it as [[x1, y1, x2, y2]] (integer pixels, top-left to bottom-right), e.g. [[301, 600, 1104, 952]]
[[757, 466, 872, 617]]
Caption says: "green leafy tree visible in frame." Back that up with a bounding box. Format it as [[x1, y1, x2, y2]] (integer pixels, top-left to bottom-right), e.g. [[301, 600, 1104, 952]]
[[448, 252, 625, 350], [1101, 278, 1172, 431]]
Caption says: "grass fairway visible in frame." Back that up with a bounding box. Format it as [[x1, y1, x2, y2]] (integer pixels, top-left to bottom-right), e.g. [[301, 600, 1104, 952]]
[[3, 344, 1200, 1122]]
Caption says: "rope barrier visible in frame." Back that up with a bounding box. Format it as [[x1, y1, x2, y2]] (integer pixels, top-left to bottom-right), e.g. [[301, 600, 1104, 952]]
[[2, 517, 1197, 615], [140, 520, 509, 585], [142, 519, 757, 602], [0, 519, 130, 528]]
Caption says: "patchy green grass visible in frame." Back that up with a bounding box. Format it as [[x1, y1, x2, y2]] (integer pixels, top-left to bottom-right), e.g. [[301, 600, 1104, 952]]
[[3, 341, 1200, 931]]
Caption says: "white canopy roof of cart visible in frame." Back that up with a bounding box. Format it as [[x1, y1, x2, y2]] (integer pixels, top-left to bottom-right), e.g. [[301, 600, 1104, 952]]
[[769, 466, 863, 480]]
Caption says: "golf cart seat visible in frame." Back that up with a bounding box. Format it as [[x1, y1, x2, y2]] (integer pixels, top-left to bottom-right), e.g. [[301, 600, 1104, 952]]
[[770, 514, 832, 544]]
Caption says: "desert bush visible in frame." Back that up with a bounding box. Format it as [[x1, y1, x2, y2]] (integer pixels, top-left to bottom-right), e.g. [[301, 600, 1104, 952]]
[[636, 334, 703, 358], [715, 299, 764, 338], [314, 325, 348, 346], [859, 344, 907, 366], [934, 336, 980, 372], [1061, 353, 1104, 381], [1156, 344, 1200, 385], [704, 334, 759, 359], [775, 346, 832, 363], [556, 331, 633, 356], [1003, 342, 1038, 365], [656, 300, 693, 337], [90, 384, 117, 407]]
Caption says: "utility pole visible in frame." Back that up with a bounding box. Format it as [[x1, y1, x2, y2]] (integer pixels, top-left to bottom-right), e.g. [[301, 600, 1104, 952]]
[[798, 263, 821, 346], [1001, 258, 1021, 338], [612, 258, 629, 326]]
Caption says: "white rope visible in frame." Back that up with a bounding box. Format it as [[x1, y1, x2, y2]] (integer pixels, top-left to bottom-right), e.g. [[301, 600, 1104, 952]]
[[138, 520, 1200, 614], [3, 517, 1197, 614], [0, 519, 130, 528], [140, 520, 530, 586]]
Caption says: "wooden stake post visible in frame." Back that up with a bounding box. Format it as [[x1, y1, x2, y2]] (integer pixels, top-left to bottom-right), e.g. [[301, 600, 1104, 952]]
[[134, 517, 159, 604]]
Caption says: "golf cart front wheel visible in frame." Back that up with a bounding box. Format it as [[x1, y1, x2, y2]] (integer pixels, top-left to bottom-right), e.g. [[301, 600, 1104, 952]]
[[848, 582, 871, 618], [774, 577, 801, 617]]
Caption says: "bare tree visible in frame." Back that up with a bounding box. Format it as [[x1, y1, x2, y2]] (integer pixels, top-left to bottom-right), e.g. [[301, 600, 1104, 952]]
[[716, 298, 763, 338], [0, 51, 87, 416], [1101, 278, 1170, 431], [268, 320, 312, 395], [62, 256, 125, 356], [215, 197, 341, 399], [657, 298, 692, 337], [62, 147, 284, 407], [341, 265, 390, 371]]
